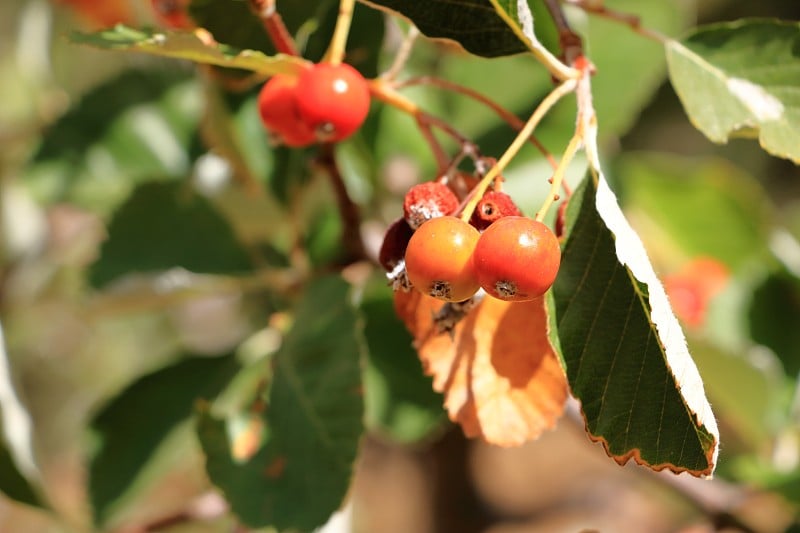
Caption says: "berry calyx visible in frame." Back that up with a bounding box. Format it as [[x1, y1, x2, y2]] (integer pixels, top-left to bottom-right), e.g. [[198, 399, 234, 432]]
[[404, 216, 480, 302], [472, 216, 561, 301], [295, 63, 370, 143], [403, 181, 460, 230], [257, 74, 316, 148], [470, 190, 522, 230]]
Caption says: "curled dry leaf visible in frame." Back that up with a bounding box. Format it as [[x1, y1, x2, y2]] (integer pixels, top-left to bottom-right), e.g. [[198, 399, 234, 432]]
[[394, 291, 568, 446]]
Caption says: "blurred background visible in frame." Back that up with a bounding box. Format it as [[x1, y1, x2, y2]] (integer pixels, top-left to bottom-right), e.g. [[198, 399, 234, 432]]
[[1, 0, 800, 531]]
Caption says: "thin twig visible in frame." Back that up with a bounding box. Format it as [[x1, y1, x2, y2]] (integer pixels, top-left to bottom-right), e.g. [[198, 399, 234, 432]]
[[381, 25, 420, 82], [543, 0, 584, 65], [315, 143, 367, 264], [249, 0, 300, 56], [458, 78, 578, 223], [323, 0, 356, 65], [396, 76, 559, 172], [369, 79, 475, 171], [562, 0, 668, 43]]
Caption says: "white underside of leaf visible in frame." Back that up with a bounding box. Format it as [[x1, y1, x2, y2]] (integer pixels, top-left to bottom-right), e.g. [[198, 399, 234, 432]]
[[0, 321, 39, 481], [580, 78, 720, 474], [726, 77, 784, 122]]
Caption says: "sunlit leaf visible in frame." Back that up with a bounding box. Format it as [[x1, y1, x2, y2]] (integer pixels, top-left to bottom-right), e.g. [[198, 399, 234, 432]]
[[666, 20, 800, 163], [552, 173, 719, 476], [89, 353, 240, 525], [197, 276, 364, 531], [23, 69, 200, 212], [394, 290, 567, 446], [89, 181, 253, 288], [71, 25, 308, 75]]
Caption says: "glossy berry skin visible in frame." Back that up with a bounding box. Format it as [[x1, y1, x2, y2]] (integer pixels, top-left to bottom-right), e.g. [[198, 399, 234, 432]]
[[473, 216, 561, 302], [257, 74, 316, 147], [403, 181, 459, 230], [404, 216, 480, 302], [296, 63, 370, 143]]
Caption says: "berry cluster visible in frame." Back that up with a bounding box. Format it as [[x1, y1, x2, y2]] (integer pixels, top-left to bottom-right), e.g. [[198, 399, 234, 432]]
[[380, 179, 562, 305], [258, 63, 371, 147]]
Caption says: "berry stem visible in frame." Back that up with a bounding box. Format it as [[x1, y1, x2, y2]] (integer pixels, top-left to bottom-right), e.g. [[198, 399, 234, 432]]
[[381, 25, 420, 82], [324, 0, 356, 66], [534, 131, 581, 222], [562, 0, 668, 43], [487, 0, 578, 81], [316, 143, 367, 264], [248, 0, 300, 56], [369, 79, 475, 171], [458, 78, 578, 223], [396, 75, 559, 172]]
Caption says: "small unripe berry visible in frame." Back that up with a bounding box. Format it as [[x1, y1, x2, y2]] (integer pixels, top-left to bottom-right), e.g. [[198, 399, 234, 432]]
[[403, 182, 460, 230], [470, 190, 521, 230]]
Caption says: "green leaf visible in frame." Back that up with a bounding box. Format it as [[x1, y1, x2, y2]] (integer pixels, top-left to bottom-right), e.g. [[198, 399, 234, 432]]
[[197, 276, 364, 531], [748, 268, 800, 377], [614, 153, 773, 269], [0, 444, 41, 509], [190, 0, 385, 77], [583, 0, 691, 138], [688, 339, 786, 453], [361, 279, 444, 443], [23, 69, 200, 212], [89, 181, 253, 288], [362, 0, 533, 57], [666, 20, 800, 163], [71, 25, 307, 75], [89, 353, 240, 525], [552, 174, 718, 476]]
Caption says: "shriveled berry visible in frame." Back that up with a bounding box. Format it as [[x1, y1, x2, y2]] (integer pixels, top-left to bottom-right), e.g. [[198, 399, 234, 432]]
[[295, 63, 371, 143], [403, 182, 460, 230], [473, 216, 561, 301], [555, 199, 569, 238], [379, 218, 414, 272], [257, 74, 316, 147], [404, 216, 480, 302], [470, 190, 521, 230]]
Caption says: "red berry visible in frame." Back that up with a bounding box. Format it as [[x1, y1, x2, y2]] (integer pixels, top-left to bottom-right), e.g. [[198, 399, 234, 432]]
[[470, 190, 521, 230], [257, 74, 316, 147], [403, 182, 460, 230], [472, 216, 561, 301], [664, 257, 729, 328], [295, 63, 370, 143], [404, 216, 480, 302]]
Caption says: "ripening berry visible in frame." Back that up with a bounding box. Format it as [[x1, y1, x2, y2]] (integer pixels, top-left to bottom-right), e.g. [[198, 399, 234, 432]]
[[470, 190, 522, 230], [403, 182, 460, 230], [257, 74, 316, 147], [295, 63, 370, 143], [404, 216, 480, 302], [473, 216, 561, 301], [664, 257, 729, 327]]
